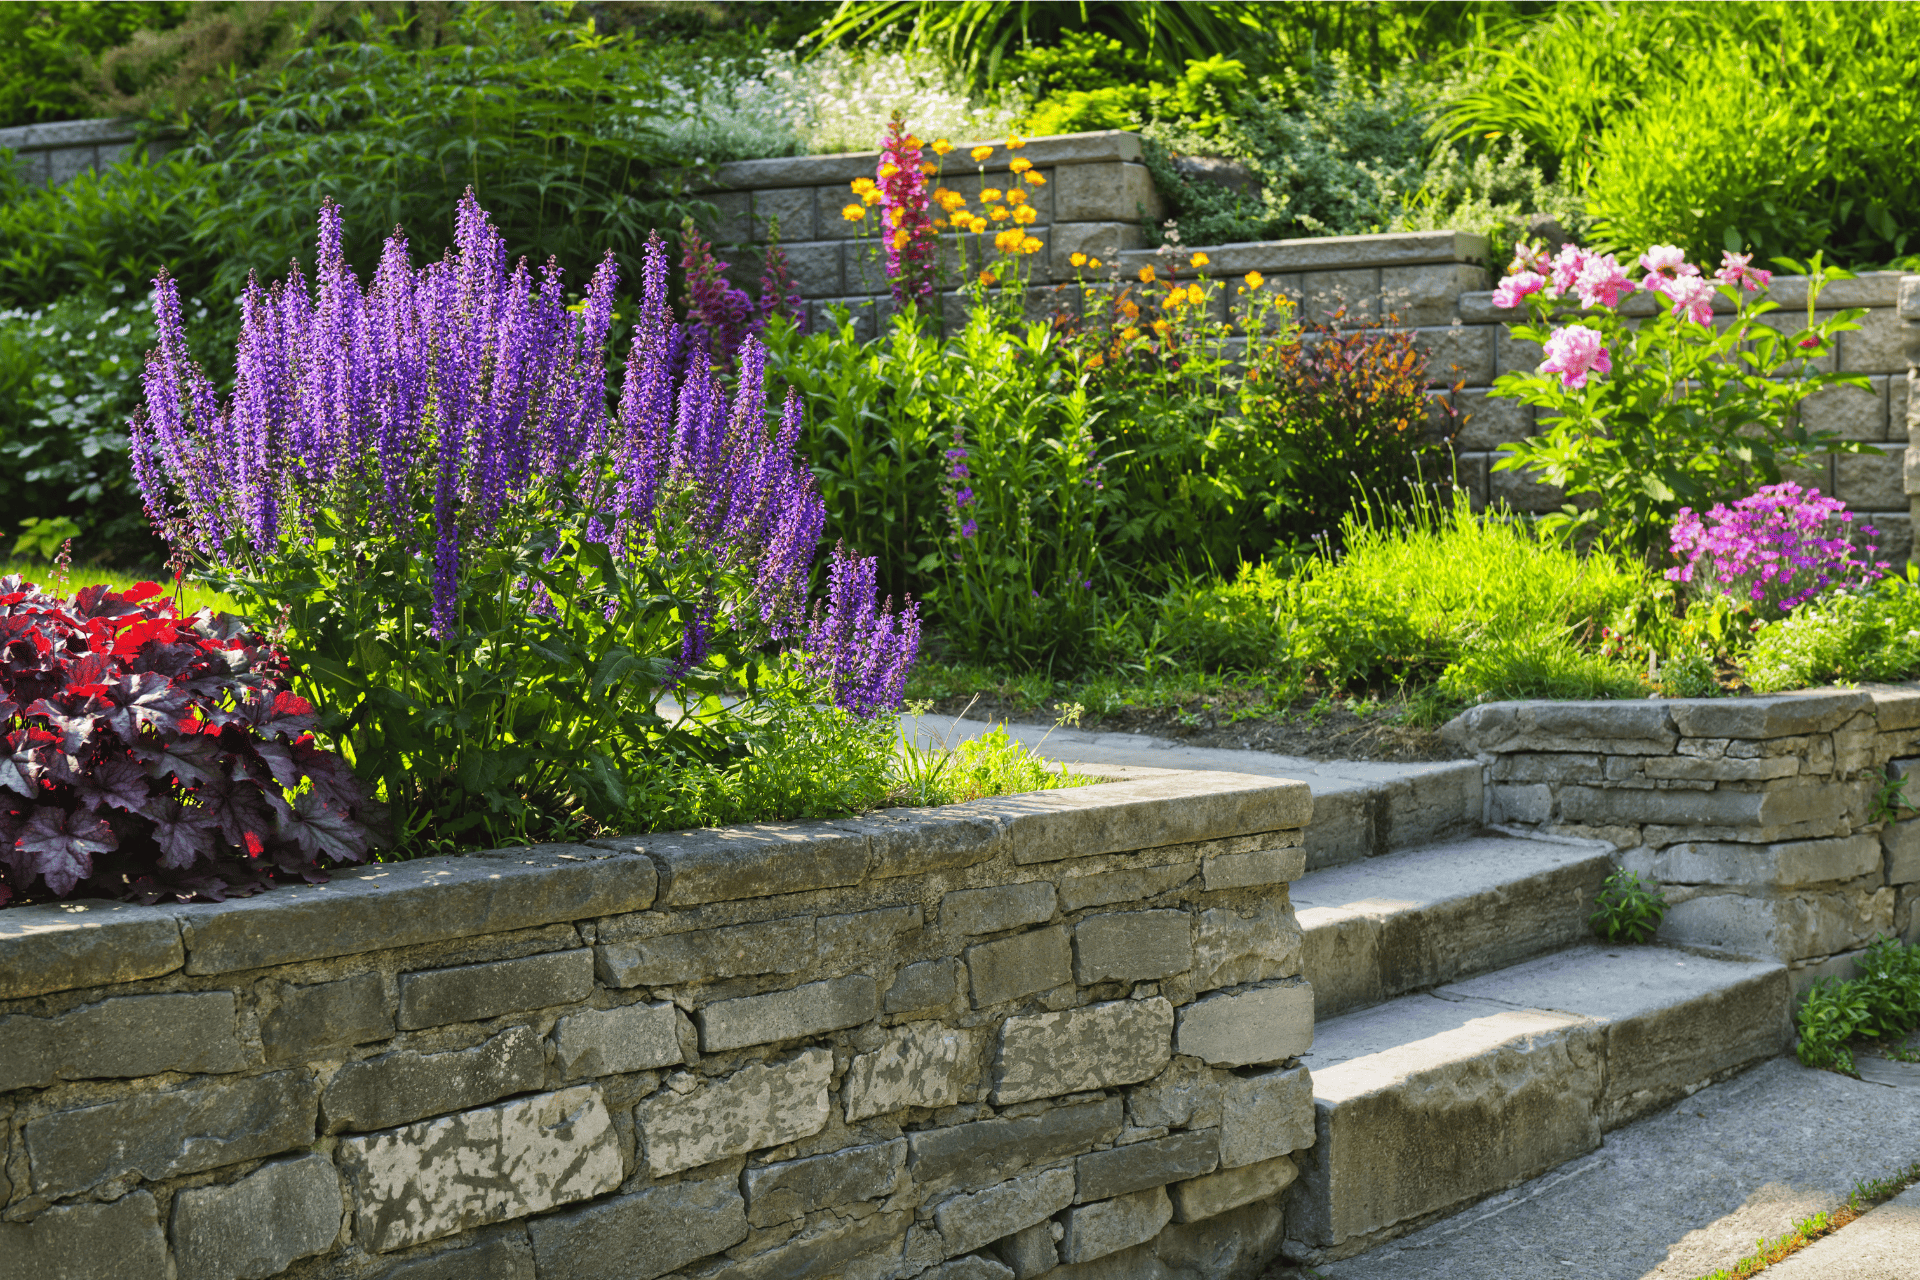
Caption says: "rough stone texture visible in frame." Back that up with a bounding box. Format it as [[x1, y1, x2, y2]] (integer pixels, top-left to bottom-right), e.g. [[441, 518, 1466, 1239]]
[[968, 927, 1073, 1008], [0, 990, 244, 1091], [1176, 982, 1314, 1067], [1169, 1154, 1300, 1224], [1624, 833, 1882, 887], [992, 1221, 1060, 1277], [635, 823, 869, 907], [1058, 862, 1196, 912], [1193, 901, 1303, 991], [552, 1001, 682, 1078], [817, 903, 924, 957], [943, 881, 1058, 936], [994, 997, 1175, 1103], [338, 1085, 622, 1253], [844, 1021, 979, 1121], [377, 1238, 535, 1280], [398, 947, 594, 1028], [887, 956, 966, 1013], [1659, 888, 1893, 961], [1203, 844, 1308, 891], [744, 1138, 907, 1226], [265, 971, 391, 1062], [911, 1097, 1124, 1196], [1219, 1065, 1315, 1168], [1076, 1129, 1220, 1202], [525, 1176, 748, 1280], [0, 1190, 168, 1280], [997, 773, 1312, 866], [170, 1154, 343, 1280], [724, 1209, 911, 1279], [636, 1048, 833, 1176], [324, 1025, 546, 1133], [935, 1168, 1078, 1257], [1060, 1187, 1174, 1265], [26, 1070, 320, 1196], [854, 806, 1006, 879], [1885, 817, 1920, 883], [1072, 910, 1193, 984], [0, 901, 183, 1000], [696, 974, 877, 1050], [594, 915, 814, 986]]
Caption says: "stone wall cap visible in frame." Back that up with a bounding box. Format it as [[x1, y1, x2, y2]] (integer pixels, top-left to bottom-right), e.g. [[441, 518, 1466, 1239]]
[[639, 822, 872, 908], [1119, 230, 1490, 275], [1898, 275, 1920, 320], [0, 899, 186, 1001], [0, 116, 138, 151], [962, 771, 1312, 865], [1865, 683, 1920, 732], [699, 130, 1142, 192], [170, 843, 655, 975], [1441, 700, 1677, 754], [1667, 689, 1873, 739]]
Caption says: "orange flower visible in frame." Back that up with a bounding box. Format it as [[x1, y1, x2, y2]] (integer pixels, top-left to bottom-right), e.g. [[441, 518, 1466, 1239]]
[[990, 206, 1011, 222], [1162, 287, 1187, 307], [892, 228, 909, 250], [1004, 187, 1028, 207], [1121, 326, 1140, 340], [878, 163, 900, 179], [1152, 319, 1171, 337], [932, 138, 954, 155], [889, 206, 905, 227], [1086, 352, 1105, 369], [1023, 171, 1046, 186], [1244, 270, 1265, 289], [1019, 235, 1043, 254], [1009, 157, 1033, 174], [1069, 252, 1088, 267], [850, 177, 875, 194], [1190, 252, 1211, 267], [981, 187, 1003, 202], [1013, 205, 1038, 225], [1088, 257, 1102, 269], [1006, 133, 1027, 149], [841, 203, 866, 222], [1120, 299, 1140, 320], [969, 216, 989, 233], [863, 188, 884, 205], [919, 162, 937, 176], [970, 145, 994, 162], [1138, 266, 1156, 284]]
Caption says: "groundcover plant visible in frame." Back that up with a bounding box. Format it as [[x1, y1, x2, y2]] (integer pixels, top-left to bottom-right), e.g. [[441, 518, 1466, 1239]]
[[131, 194, 918, 856]]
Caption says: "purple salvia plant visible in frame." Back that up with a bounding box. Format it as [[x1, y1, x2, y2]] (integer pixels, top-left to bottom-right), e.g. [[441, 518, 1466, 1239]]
[[801, 544, 922, 717]]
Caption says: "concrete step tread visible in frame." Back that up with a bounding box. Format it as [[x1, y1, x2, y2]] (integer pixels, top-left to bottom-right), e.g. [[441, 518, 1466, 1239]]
[[1292, 833, 1611, 917]]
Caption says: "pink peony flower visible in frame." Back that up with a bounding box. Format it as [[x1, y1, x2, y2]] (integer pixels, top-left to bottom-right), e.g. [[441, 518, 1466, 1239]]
[[1663, 275, 1718, 326], [1548, 243, 1589, 295], [1573, 253, 1637, 309], [1539, 324, 1611, 389], [1508, 240, 1551, 275], [1714, 250, 1772, 293], [1638, 244, 1699, 296], [1492, 270, 1547, 310]]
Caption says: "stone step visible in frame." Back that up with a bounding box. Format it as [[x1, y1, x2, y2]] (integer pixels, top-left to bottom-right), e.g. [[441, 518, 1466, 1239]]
[[1283, 944, 1792, 1265], [1292, 834, 1615, 1019]]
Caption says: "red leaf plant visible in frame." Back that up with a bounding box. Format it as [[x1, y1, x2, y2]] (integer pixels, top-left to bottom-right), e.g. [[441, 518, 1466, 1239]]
[[0, 576, 383, 907]]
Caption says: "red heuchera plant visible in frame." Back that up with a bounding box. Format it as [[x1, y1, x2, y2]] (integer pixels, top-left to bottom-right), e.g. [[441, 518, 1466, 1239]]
[[0, 576, 381, 906]]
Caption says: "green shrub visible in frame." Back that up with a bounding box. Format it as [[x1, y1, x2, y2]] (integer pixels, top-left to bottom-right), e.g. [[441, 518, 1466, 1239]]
[[0, 1, 197, 128], [1589, 869, 1667, 944], [1796, 936, 1920, 1075], [1744, 576, 1920, 693]]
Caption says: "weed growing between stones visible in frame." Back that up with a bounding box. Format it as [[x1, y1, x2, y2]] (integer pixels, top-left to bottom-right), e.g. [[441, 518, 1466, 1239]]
[[1688, 1159, 1920, 1280], [1588, 869, 1668, 945], [1794, 935, 1920, 1075]]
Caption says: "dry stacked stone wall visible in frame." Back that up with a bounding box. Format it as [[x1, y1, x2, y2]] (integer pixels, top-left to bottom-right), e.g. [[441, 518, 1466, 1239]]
[[1444, 686, 1920, 994], [0, 770, 1318, 1280]]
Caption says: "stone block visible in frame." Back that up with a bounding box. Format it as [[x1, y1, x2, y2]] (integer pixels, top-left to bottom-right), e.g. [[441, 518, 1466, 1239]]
[[324, 1025, 546, 1133], [744, 1138, 907, 1226], [983, 772, 1312, 867], [844, 1021, 979, 1121], [26, 1070, 319, 1197], [265, 971, 391, 1062], [526, 1174, 746, 1280], [1412, 325, 1496, 388], [724, 1209, 911, 1280], [696, 974, 878, 1051], [338, 1084, 621, 1253], [1059, 1187, 1173, 1265], [1073, 910, 1193, 984], [1295, 904, 1382, 1020], [1382, 262, 1488, 327], [1193, 901, 1302, 991], [1639, 756, 1802, 782], [909, 1096, 1123, 1196], [1052, 161, 1160, 223], [0, 990, 244, 1092], [1176, 982, 1314, 1068], [1659, 888, 1894, 962], [1887, 818, 1920, 884], [1168, 1153, 1299, 1223], [1837, 447, 1906, 510], [1299, 268, 1379, 322], [1668, 690, 1872, 740], [1626, 833, 1882, 888], [398, 948, 594, 1029], [0, 900, 182, 1000], [1490, 783, 1553, 824], [378, 1239, 534, 1280], [1048, 221, 1143, 278], [1118, 230, 1486, 278], [1843, 307, 1906, 374], [706, 190, 752, 243], [1445, 701, 1680, 757], [553, 1001, 682, 1079], [753, 187, 816, 242], [0, 1191, 168, 1280], [854, 807, 1005, 878], [1490, 459, 1566, 513], [993, 997, 1174, 1104], [170, 1154, 342, 1280], [1448, 387, 1534, 450], [817, 904, 923, 957], [967, 927, 1072, 1007], [1057, 863, 1197, 912], [944, 882, 1058, 936], [635, 1047, 832, 1176], [1219, 1065, 1314, 1168], [1494, 325, 1545, 378], [174, 844, 652, 974], [639, 822, 868, 907], [886, 957, 966, 1014], [1798, 378, 1889, 441], [1202, 843, 1307, 891], [935, 1168, 1077, 1258], [1557, 780, 1845, 829], [595, 915, 814, 987], [1075, 1130, 1220, 1203]]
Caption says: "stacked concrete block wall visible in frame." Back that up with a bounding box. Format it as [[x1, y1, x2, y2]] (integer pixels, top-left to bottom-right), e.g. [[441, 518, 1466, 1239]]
[[1443, 686, 1920, 994], [0, 770, 1320, 1280], [1904, 277, 1920, 538], [0, 117, 152, 187]]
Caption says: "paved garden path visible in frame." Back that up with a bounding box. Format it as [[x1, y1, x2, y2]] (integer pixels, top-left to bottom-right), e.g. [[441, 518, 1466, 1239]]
[[906, 716, 1920, 1280]]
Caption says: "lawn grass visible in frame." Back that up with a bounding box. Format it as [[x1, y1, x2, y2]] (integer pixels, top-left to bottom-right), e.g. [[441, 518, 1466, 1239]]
[[0, 559, 248, 618]]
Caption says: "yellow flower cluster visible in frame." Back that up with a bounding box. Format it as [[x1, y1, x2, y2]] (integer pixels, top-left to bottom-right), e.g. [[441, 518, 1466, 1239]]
[[992, 228, 1043, 255], [932, 139, 954, 156], [1191, 252, 1210, 267], [1067, 252, 1104, 269], [970, 145, 993, 163], [1243, 270, 1265, 290]]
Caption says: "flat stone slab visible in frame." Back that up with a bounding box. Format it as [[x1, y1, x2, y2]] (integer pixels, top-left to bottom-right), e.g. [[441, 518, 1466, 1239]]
[[1305, 1056, 1920, 1280], [1765, 1183, 1920, 1277]]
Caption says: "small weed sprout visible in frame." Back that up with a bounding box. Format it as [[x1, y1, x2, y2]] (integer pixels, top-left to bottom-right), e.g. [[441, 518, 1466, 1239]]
[[1590, 869, 1668, 944], [1869, 769, 1911, 827], [1657, 647, 1719, 698]]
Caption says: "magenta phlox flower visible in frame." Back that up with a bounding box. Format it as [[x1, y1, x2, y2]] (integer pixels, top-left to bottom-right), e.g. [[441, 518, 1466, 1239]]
[[1662, 275, 1718, 327], [1547, 244, 1589, 296], [1666, 482, 1887, 614], [1491, 271, 1547, 310], [1573, 253, 1637, 309], [1714, 250, 1773, 293], [1637, 244, 1699, 296], [1539, 325, 1611, 389]]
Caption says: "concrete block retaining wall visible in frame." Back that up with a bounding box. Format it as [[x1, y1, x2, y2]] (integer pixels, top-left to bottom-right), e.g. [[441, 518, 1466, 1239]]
[[1444, 686, 1920, 995], [0, 770, 1318, 1280], [0, 117, 154, 187]]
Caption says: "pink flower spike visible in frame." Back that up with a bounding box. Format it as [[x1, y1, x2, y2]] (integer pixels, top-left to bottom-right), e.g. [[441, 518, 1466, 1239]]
[[1664, 275, 1717, 326], [1492, 270, 1547, 310], [1573, 253, 1637, 309], [1714, 250, 1772, 293], [1637, 244, 1699, 296], [1539, 324, 1611, 389]]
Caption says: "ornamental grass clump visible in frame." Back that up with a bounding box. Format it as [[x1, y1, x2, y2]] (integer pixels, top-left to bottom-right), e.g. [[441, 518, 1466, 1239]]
[[0, 576, 379, 905], [1668, 482, 1887, 615], [132, 194, 917, 855]]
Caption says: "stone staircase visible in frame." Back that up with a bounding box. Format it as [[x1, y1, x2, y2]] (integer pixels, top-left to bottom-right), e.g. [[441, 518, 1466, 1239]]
[[1282, 829, 1794, 1265]]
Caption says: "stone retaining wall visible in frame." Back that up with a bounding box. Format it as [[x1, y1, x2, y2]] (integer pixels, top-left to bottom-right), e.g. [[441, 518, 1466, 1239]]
[[1443, 686, 1920, 995], [0, 117, 153, 187], [0, 770, 1317, 1280]]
